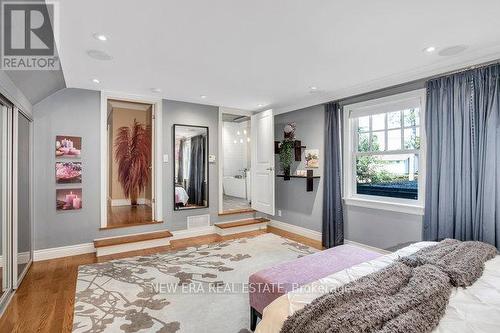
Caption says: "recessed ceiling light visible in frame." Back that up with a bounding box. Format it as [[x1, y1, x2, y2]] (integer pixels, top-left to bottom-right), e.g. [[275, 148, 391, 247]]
[[310, 86, 318, 90], [93, 33, 108, 41], [87, 49, 113, 61], [200, 95, 207, 99], [424, 46, 436, 53], [258, 104, 264, 107], [150, 88, 162, 93], [92, 78, 100, 84]]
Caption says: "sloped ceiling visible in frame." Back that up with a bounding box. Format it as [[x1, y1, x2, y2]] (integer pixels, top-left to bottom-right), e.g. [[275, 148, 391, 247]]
[[3, 0, 66, 105], [5, 69, 66, 105]]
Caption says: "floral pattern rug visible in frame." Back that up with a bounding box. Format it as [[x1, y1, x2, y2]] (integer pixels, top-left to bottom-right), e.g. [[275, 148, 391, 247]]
[[73, 233, 317, 333]]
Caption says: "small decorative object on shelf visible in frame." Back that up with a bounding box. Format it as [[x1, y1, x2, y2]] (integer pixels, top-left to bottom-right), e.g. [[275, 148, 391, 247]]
[[305, 149, 319, 168], [296, 169, 307, 176], [283, 122, 296, 139]]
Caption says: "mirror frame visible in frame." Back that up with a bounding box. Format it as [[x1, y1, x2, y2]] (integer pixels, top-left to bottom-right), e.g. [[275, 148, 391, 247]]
[[172, 124, 209, 211]]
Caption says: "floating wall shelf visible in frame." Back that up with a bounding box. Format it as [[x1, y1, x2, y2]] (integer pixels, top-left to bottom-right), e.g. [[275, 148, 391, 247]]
[[276, 170, 320, 192], [274, 140, 305, 161]]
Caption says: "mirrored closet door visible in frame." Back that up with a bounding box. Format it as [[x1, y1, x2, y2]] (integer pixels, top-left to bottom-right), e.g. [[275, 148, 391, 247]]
[[15, 111, 32, 284], [0, 100, 12, 311]]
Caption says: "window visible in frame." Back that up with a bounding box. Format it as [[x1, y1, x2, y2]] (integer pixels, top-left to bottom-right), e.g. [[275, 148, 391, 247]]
[[343, 90, 425, 214]]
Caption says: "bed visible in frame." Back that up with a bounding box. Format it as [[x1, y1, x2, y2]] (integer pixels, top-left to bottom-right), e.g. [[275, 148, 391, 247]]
[[175, 185, 189, 206], [255, 241, 500, 333]]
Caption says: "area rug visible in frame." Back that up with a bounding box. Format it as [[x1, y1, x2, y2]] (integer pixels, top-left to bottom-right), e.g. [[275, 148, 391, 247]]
[[72, 233, 317, 333]]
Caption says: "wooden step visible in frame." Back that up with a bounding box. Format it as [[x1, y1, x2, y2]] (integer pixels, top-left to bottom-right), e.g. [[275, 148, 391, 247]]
[[215, 218, 269, 236], [94, 230, 173, 257], [218, 208, 256, 216]]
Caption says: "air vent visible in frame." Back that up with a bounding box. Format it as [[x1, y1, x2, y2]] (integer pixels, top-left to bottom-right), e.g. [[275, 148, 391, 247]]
[[187, 214, 210, 229]]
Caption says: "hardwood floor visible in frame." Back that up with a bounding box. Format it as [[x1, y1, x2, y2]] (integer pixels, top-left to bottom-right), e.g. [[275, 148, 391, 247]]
[[106, 204, 155, 228], [0, 228, 322, 333]]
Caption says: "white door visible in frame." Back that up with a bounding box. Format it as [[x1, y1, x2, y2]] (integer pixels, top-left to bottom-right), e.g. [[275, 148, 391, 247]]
[[251, 110, 275, 215]]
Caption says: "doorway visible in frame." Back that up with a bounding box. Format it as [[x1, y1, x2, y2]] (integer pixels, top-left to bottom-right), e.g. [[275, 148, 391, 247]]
[[219, 111, 253, 214], [106, 99, 154, 228]]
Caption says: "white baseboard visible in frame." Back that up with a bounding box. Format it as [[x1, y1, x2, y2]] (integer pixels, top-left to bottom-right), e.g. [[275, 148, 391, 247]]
[[110, 198, 151, 207], [34, 242, 95, 262], [32, 219, 387, 261], [268, 219, 322, 241], [268, 220, 389, 254], [33, 227, 218, 261]]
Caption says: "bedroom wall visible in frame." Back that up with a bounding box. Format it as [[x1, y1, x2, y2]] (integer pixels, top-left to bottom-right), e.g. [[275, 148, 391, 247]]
[[345, 207, 423, 250], [33, 88, 253, 250], [270, 95, 423, 250], [271, 105, 324, 233]]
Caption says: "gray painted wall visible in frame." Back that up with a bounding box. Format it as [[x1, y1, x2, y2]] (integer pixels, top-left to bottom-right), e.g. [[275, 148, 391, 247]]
[[161, 100, 255, 231], [270, 105, 324, 233], [268, 102, 423, 250], [345, 206, 423, 250], [33, 88, 253, 250]]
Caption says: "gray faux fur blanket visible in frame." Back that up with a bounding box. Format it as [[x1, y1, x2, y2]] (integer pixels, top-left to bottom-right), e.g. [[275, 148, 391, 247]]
[[280, 239, 497, 333]]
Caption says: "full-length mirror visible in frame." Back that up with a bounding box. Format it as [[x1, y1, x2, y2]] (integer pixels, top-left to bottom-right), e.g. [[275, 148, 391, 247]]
[[173, 124, 208, 210]]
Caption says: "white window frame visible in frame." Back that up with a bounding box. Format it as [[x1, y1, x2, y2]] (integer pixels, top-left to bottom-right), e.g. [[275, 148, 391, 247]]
[[342, 89, 426, 215]]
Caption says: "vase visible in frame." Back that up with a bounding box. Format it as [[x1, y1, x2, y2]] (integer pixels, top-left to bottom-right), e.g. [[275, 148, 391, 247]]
[[284, 167, 291, 180]]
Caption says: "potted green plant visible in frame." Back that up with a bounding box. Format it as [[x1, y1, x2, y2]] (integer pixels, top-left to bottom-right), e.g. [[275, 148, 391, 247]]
[[279, 139, 294, 180]]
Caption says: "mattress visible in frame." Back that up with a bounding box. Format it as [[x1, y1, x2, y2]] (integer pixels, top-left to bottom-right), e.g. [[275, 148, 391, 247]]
[[256, 241, 500, 333]]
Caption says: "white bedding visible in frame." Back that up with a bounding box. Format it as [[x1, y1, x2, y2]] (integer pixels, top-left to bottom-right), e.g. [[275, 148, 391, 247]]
[[175, 186, 189, 205], [256, 241, 500, 333]]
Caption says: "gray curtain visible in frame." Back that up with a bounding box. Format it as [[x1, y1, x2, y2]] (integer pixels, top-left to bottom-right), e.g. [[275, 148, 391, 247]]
[[424, 63, 500, 249], [177, 139, 184, 184], [323, 102, 344, 248], [188, 135, 206, 206]]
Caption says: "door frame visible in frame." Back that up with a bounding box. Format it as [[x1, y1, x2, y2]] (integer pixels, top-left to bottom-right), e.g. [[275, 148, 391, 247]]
[[0, 102, 13, 310], [217, 107, 254, 214], [100, 91, 163, 228]]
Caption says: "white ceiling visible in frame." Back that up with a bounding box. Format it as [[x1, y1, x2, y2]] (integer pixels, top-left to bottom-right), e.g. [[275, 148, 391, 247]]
[[57, 0, 500, 113]]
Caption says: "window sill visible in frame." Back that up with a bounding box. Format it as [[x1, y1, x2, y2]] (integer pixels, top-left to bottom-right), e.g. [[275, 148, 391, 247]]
[[343, 197, 424, 215]]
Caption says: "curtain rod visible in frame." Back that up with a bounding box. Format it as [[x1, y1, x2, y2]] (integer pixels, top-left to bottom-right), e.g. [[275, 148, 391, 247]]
[[335, 58, 500, 105], [432, 59, 500, 77]]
